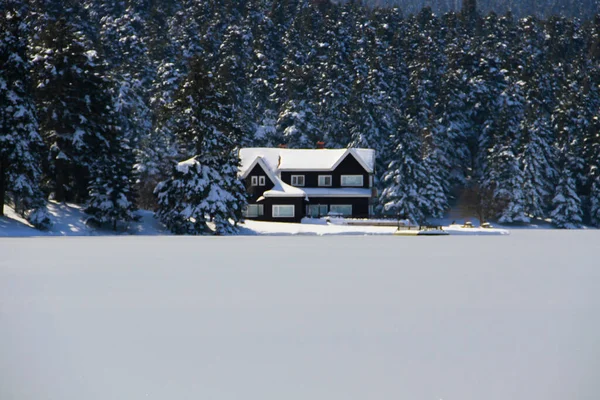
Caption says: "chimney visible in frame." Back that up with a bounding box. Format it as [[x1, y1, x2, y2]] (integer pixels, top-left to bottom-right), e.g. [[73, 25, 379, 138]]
[[316, 141, 325, 149]]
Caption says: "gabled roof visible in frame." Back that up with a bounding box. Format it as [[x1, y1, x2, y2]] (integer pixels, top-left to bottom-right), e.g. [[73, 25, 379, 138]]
[[239, 147, 375, 177], [239, 156, 277, 185]]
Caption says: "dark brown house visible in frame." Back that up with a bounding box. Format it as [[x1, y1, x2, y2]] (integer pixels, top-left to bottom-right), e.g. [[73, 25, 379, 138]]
[[239, 148, 376, 223]]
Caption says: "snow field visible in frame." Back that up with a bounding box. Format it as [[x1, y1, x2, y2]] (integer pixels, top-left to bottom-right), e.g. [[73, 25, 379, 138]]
[[1, 232, 599, 400]]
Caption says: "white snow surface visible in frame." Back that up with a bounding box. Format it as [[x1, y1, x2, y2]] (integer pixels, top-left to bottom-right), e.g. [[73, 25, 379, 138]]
[[1, 233, 599, 400]]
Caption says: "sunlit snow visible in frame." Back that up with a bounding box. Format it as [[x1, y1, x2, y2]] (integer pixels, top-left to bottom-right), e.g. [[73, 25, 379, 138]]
[[1, 233, 599, 400]]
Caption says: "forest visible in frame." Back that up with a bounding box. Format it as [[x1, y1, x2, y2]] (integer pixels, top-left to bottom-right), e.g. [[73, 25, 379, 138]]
[[367, 0, 599, 20], [1, 0, 599, 233]]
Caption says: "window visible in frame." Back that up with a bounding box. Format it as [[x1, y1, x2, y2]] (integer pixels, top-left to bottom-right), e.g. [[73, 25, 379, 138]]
[[291, 175, 305, 187], [244, 204, 264, 218], [307, 204, 328, 217], [369, 175, 373, 188], [273, 205, 295, 218], [251, 176, 258, 186], [259, 176, 266, 186], [318, 175, 332, 187], [341, 175, 363, 187], [329, 204, 352, 216]]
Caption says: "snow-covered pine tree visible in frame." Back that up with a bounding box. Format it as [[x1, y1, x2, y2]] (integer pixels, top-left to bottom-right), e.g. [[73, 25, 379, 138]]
[[511, 16, 558, 220], [91, 0, 156, 208], [273, 1, 322, 148], [30, 2, 115, 203], [435, 13, 474, 187], [480, 83, 529, 223], [348, 5, 399, 157], [0, 2, 51, 229], [244, 0, 280, 145], [550, 166, 583, 228], [380, 116, 429, 224], [84, 118, 138, 230], [396, 9, 451, 218], [590, 174, 600, 227], [155, 56, 247, 235], [312, 2, 354, 148], [519, 115, 557, 219]]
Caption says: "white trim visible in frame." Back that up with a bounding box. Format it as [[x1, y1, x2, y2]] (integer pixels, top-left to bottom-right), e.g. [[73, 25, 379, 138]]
[[272, 204, 295, 218], [330, 149, 374, 174], [341, 175, 364, 187], [291, 175, 305, 187], [318, 175, 332, 187], [251, 176, 258, 186], [259, 176, 266, 186]]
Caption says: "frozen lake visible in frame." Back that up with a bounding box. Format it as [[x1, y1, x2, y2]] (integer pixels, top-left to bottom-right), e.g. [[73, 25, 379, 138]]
[[1, 231, 599, 400]]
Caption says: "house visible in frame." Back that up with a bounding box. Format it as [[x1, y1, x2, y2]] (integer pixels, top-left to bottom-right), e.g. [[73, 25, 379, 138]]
[[239, 147, 376, 222]]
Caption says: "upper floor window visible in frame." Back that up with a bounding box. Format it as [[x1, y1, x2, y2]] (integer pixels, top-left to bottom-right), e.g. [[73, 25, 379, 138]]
[[318, 175, 332, 187], [291, 175, 305, 187], [251, 176, 266, 186], [341, 175, 363, 187]]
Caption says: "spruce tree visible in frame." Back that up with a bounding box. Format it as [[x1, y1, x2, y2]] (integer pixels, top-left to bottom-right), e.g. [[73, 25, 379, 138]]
[[0, 3, 51, 229], [155, 56, 247, 235], [550, 166, 583, 228], [381, 117, 429, 224], [84, 123, 138, 231], [31, 6, 114, 202]]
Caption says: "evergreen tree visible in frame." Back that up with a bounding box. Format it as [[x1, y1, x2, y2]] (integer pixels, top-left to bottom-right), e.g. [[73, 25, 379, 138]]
[[550, 166, 583, 228], [84, 119, 138, 230], [381, 117, 429, 223], [0, 3, 51, 228], [31, 4, 116, 203], [155, 56, 247, 235]]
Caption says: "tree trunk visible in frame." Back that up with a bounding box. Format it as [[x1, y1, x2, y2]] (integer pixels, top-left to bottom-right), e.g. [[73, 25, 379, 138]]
[[55, 159, 66, 202]]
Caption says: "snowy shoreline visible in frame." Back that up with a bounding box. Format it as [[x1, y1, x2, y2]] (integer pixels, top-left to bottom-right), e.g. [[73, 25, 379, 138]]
[[4, 202, 597, 238]]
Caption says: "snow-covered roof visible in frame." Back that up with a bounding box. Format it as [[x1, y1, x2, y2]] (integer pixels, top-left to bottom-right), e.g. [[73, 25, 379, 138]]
[[239, 147, 375, 199], [239, 147, 375, 177], [262, 181, 307, 198]]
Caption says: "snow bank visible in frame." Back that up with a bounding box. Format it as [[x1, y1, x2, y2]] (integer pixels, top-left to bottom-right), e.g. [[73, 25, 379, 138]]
[[2, 204, 510, 237]]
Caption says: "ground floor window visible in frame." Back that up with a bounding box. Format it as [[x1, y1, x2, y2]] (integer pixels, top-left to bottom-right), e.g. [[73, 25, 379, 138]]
[[273, 204, 295, 218], [244, 204, 264, 218], [306, 204, 328, 217], [329, 204, 352, 216]]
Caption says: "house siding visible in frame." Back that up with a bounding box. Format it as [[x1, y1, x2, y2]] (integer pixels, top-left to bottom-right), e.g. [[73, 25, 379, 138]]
[[243, 163, 274, 202], [305, 197, 370, 218], [280, 153, 371, 189], [262, 197, 305, 223]]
